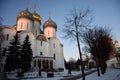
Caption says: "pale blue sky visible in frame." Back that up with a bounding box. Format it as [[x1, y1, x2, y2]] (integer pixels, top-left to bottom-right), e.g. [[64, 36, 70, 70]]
[[0, 0, 120, 61]]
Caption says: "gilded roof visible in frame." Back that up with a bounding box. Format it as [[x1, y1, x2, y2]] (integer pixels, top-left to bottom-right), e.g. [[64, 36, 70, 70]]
[[33, 12, 42, 23]]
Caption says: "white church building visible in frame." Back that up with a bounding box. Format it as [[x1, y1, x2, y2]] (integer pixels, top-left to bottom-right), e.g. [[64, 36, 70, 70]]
[[0, 8, 65, 73]]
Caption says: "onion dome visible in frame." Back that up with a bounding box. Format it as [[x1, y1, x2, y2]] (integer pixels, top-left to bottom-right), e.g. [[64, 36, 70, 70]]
[[17, 9, 34, 21], [33, 12, 42, 23], [43, 17, 57, 30]]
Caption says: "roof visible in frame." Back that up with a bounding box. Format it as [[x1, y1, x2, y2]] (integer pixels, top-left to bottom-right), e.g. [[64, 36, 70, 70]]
[[36, 35, 47, 41], [33, 11, 42, 23], [17, 9, 34, 21], [43, 17, 57, 30]]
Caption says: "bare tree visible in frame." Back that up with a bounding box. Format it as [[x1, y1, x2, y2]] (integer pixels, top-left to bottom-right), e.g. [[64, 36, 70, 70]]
[[82, 26, 115, 76], [82, 46, 90, 54], [62, 8, 92, 80]]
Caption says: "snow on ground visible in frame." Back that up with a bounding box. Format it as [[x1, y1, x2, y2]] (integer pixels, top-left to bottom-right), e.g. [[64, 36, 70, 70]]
[[21, 70, 82, 80], [17, 68, 120, 80], [21, 69, 94, 80], [78, 68, 120, 80]]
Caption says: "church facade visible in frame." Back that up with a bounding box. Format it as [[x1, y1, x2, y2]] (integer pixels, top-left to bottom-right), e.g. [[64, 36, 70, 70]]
[[0, 8, 65, 73]]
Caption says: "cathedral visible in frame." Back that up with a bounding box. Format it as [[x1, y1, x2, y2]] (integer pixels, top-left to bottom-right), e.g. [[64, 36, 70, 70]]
[[0, 7, 65, 73]]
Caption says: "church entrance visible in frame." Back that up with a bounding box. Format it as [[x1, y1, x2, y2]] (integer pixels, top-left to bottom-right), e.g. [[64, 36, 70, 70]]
[[33, 57, 54, 72], [42, 60, 49, 71]]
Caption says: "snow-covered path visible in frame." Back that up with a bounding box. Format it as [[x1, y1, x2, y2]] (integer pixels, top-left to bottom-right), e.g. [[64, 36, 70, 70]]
[[19, 68, 120, 80], [21, 69, 95, 80], [113, 72, 120, 80], [78, 68, 120, 80]]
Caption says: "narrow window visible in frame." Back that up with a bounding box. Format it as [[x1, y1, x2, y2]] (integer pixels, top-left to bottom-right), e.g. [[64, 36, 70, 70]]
[[27, 23, 28, 31], [6, 34, 9, 40], [48, 30, 50, 36], [53, 53, 55, 60], [21, 22, 23, 29], [36, 30, 37, 35], [40, 52, 43, 56], [53, 43, 55, 48], [41, 41, 42, 46], [53, 30, 55, 37]]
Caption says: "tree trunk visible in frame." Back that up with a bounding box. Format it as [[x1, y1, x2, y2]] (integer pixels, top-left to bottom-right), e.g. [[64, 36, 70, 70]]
[[76, 32, 85, 80], [96, 59, 100, 76]]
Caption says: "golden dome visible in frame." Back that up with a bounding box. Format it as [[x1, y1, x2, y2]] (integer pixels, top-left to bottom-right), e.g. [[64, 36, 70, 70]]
[[17, 9, 34, 21], [33, 12, 42, 23]]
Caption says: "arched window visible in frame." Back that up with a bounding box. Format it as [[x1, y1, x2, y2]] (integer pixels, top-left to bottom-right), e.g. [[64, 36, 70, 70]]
[[54, 53, 55, 60], [53, 43, 55, 48], [40, 52, 43, 56], [48, 30, 50, 36], [6, 34, 9, 40], [53, 30, 55, 37], [34, 60, 36, 67], [36, 30, 37, 35], [21, 22, 23, 29], [27, 23, 29, 31], [41, 41, 42, 46]]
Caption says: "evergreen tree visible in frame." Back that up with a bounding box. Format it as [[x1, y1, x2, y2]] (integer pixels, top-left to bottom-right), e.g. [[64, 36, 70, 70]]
[[21, 35, 32, 72], [4, 33, 21, 72]]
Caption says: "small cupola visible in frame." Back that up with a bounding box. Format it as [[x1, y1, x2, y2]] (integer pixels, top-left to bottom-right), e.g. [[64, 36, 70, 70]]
[[43, 17, 57, 31]]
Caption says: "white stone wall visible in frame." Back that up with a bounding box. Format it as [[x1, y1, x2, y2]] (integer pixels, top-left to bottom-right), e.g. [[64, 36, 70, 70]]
[[49, 38, 65, 69], [33, 20, 41, 37], [34, 40, 48, 57], [1, 27, 16, 48], [60, 43, 65, 69]]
